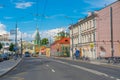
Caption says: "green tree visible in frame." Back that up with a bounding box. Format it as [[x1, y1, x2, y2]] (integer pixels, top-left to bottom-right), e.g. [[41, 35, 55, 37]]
[[54, 31, 69, 41], [0, 42, 3, 50], [41, 38, 49, 45], [9, 43, 15, 52]]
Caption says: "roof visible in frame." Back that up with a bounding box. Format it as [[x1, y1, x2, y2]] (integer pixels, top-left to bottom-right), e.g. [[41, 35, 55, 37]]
[[51, 37, 70, 46], [59, 37, 70, 44], [68, 0, 120, 30]]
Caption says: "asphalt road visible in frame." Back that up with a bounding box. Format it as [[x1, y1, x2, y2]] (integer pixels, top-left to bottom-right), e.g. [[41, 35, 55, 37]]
[[0, 57, 120, 80]]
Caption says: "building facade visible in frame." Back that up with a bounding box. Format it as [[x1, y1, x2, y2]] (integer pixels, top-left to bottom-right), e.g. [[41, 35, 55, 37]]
[[50, 37, 70, 57], [96, 1, 120, 57], [78, 13, 96, 59], [0, 34, 11, 53], [69, 0, 120, 59]]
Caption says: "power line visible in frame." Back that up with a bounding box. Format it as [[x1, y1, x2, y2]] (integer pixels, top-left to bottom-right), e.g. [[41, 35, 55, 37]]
[[40, 0, 48, 27]]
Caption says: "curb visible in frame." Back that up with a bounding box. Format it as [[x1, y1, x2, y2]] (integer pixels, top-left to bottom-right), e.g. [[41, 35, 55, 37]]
[[0, 58, 22, 77]]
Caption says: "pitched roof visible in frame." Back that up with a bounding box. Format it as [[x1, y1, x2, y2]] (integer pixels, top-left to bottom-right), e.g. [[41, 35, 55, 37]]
[[54, 37, 70, 44], [51, 37, 70, 46], [59, 37, 70, 44]]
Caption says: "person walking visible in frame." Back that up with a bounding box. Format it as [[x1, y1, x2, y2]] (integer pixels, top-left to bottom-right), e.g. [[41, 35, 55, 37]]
[[74, 48, 80, 60]]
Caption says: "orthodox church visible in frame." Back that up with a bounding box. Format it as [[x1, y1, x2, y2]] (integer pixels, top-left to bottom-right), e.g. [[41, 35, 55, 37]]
[[34, 28, 41, 54]]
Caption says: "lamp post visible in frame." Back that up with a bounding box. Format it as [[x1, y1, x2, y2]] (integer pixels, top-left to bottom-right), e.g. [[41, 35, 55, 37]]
[[110, 7, 114, 58], [15, 22, 18, 57], [65, 16, 74, 59], [20, 33, 23, 58], [71, 25, 74, 60]]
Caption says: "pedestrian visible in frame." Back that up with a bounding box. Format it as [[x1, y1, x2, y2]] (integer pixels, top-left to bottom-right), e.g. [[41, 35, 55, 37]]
[[74, 48, 80, 60]]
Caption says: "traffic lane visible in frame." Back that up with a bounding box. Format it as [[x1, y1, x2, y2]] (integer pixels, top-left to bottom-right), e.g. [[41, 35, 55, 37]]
[[54, 58, 120, 79], [46, 59, 115, 80], [0, 57, 51, 80], [0, 57, 114, 80]]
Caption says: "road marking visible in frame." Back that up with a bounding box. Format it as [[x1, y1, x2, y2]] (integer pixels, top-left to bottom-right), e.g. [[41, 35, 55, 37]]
[[10, 77, 24, 80], [54, 60, 120, 80], [46, 64, 55, 73], [110, 76, 114, 79], [16, 72, 28, 76], [46, 64, 49, 67], [51, 69, 55, 72], [70, 64, 108, 76]]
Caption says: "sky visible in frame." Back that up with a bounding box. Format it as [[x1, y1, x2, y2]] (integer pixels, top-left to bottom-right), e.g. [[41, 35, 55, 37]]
[[0, 0, 117, 41]]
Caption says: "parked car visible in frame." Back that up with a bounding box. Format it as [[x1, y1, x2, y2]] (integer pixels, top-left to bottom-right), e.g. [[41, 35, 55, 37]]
[[0, 54, 3, 62], [1, 53, 9, 60], [24, 52, 31, 57]]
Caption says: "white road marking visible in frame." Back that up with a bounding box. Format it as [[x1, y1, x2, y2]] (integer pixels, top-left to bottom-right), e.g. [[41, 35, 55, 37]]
[[53, 60, 120, 80], [110, 76, 114, 79], [10, 77, 24, 80], [51, 69, 55, 72], [70, 64, 108, 76], [46, 64, 49, 67], [46, 64, 55, 72]]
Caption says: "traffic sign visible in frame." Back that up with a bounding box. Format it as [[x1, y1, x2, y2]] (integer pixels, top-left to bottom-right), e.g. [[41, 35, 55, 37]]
[[14, 46, 18, 51], [10, 30, 16, 35], [90, 43, 94, 48]]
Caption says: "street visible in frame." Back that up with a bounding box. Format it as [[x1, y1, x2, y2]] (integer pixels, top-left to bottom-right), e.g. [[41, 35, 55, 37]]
[[0, 57, 120, 80]]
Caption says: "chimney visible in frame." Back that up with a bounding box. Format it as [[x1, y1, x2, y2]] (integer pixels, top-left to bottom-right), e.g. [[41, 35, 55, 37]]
[[88, 12, 93, 17]]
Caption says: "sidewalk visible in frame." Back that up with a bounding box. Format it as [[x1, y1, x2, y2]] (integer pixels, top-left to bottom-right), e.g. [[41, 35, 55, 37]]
[[0, 58, 22, 77], [90, 59, 120, 67], [55, 57, 120, 68]]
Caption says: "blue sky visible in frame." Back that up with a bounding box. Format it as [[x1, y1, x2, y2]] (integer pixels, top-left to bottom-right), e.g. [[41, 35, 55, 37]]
[[0, 0, 117, 41]]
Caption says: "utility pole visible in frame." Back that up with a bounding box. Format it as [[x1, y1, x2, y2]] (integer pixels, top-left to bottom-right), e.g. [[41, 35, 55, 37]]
[[21, 33, 22, 58], [15, 22, 17, 53], [71, 25, 74, 60], [14, 21, 18, 59], [15, 22, 17, 47], [65, 16, 74, 59], [110, 7, 114, 57]]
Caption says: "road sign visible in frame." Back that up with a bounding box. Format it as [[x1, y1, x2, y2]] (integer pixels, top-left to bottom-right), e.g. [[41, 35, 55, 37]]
[[14, 46, 18, 51], [10, 30, 16, 35], [90, 43, 94, 48]]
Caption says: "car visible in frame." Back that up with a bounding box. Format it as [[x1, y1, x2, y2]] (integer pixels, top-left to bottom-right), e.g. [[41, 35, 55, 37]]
[[0, 54, 3, 62], [1, 53, 9, 60], [24, 52, 31, 57]]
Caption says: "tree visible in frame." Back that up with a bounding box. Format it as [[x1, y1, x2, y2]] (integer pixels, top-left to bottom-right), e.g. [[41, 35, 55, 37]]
[[41, 38, 49, 46], [54, 31, 69, 41], [0, 42, 3, 50], [9, 43, 15, 52]]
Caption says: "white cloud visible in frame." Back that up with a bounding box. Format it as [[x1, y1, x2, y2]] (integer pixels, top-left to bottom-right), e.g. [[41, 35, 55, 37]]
[[15, 2, 34, 9], [0, 23, 28, 41], [0, 23, 7, 35], [10, 27, 68, 41], [10, 28, 33, 41], [45, 14, 65, 19], [4, 16, 13, 19], [84, 0, 117, 8], [32, 27, 67, 41]]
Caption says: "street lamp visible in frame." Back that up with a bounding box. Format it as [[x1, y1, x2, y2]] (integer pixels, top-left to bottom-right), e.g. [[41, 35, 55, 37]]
[[20, 32, 23, 58], [70, 25, 74, 60], [65, 16, 74, 59]]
